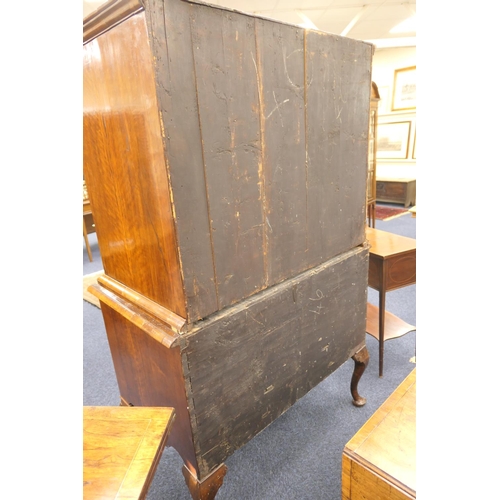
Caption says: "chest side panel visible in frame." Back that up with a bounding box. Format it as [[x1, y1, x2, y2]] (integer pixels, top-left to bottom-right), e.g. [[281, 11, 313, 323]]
[[84, 12, 186, 318]]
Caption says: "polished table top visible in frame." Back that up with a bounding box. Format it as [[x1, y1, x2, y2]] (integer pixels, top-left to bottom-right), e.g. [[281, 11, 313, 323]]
[[83, 406, 175, 500], [343, 368, 416, 497], [366, 227, 416, 259], [365, 227, 416, 376]]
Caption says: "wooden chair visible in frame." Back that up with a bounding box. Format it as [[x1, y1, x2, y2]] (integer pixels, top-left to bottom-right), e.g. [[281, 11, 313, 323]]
[[83, 180, 95, 262]]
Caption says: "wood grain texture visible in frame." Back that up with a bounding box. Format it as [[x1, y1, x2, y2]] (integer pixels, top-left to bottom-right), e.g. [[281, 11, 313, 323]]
[[83, 0, 144, 44], [182, 244, 369, 476], [366, 82, 380, 216], [366, 303, 415, 341], [83, 406, 175, 500], [97, 274, 187, 333], [182, 463, 228, 500], [254, 18, 308, 284], [305, 31, 372, 267], [144, 0, 218, 322], [100, 301, 199, 476], [89, 283, 180, 348], [366, 227, 416, 292], [366, 227, 416, 258], [190, 4, 266, 308], [83, 12, 187, 318], [141, 0, 373, 322], [342, 369, 416, 499], [84, 2, 374, 493]]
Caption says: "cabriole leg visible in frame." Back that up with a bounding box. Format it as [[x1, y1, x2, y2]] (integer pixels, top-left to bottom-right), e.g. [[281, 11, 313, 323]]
[[351, 345, 369, 407]]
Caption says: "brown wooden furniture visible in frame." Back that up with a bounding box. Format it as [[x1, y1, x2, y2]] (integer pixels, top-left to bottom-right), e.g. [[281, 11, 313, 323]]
[[83, 1, 373, 498], [83, 199, 95, 262], [83, 180, 97, 261], [342, 368, 416, 500], [376, 177, 416, 207], [366, 227, 416, 376], [366, 82, 380, 228], [83, 406, 175, 500]]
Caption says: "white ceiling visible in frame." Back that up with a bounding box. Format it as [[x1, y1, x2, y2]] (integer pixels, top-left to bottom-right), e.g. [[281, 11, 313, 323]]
[[83, 0, 416, 48]]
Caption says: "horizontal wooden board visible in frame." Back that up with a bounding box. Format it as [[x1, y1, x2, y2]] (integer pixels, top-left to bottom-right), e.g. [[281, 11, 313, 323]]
[[181, 244, 369, 476]]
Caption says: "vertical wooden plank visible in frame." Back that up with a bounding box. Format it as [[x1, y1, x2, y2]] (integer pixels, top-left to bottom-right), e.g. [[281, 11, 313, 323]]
[[305, 30, 342, 266], [305, 31, 372, 266], [190, 4, 266, 309], [342, 454, 352, 500], [254, 19, 308, 284], [337, 37, 373, 245], [144, 0, 218, 322]]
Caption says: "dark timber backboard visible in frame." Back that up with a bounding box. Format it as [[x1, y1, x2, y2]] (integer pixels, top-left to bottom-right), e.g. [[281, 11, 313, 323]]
[[144, 0, 373, 323], [182, 244, 369, 476]]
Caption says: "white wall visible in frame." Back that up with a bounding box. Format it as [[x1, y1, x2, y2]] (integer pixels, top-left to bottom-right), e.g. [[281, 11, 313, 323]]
[[372, 47, 416, 179]]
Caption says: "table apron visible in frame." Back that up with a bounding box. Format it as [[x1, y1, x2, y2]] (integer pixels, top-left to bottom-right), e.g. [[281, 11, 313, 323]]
[[368, 253, 416, 291]]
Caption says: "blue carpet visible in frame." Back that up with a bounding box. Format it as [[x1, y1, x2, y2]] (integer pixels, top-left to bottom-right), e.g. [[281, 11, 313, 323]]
[[83, 210, 416, 499]]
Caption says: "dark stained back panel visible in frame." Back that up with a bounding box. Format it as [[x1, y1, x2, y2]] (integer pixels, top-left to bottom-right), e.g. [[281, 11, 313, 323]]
[[86, 0, 374, 323], [147, 0, 372, 322], [181, 244, 369, 475]]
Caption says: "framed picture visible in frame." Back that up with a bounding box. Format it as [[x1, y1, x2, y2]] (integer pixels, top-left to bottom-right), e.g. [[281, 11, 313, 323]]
[[412, 130, 416, 159], [392, 66, 416, 111], [376, 121, 411, 159]]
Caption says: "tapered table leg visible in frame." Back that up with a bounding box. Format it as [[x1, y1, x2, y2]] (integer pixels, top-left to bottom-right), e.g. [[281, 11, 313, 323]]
[[351, 346, 369, 407], [378, 288, 386, 377]]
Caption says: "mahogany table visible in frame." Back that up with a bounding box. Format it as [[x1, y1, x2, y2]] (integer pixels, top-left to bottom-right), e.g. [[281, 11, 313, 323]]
[[83, 406, 175, 500], [366, 227, 416, 376], [342, 368, 416, 499]]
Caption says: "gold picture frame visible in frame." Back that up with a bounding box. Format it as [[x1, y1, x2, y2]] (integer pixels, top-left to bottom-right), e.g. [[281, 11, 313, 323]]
[[392, 66, 416, 111]]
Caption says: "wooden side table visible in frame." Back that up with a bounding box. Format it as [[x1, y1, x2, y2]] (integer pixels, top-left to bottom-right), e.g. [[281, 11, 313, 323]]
[[366, 228, 416, 376], [342, 368, 416, 499], [83, 406, 175, 500]]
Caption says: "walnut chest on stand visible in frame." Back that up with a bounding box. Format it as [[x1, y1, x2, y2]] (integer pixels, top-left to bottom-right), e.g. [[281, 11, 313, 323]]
[[83, 1, 374, 498]]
